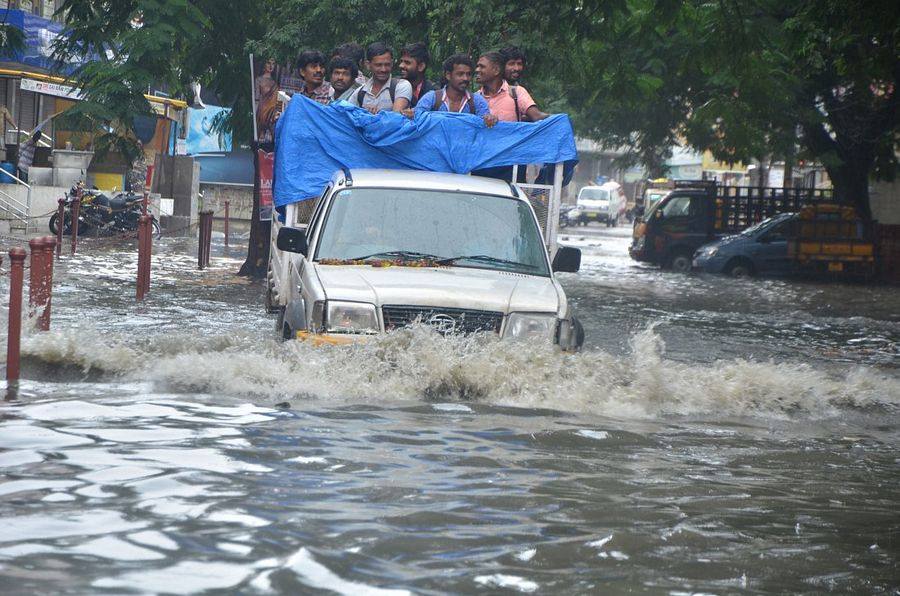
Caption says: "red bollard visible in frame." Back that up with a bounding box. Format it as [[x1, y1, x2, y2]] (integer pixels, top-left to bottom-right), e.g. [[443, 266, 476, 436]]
[[224, 200, 230, 247], [56, 198, 65, 259], [136, 215, 151, 300], [40, 236, 56, 331], [198, 211, 213, 270], [71, 188, 81, 255], [143, 217, 152, 295], [29, 237, 46, 320], [6, 248, 26, 383]]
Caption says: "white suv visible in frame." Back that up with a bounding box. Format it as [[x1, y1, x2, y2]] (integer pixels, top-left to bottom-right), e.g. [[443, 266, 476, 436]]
[[268, 169, 584, 350]]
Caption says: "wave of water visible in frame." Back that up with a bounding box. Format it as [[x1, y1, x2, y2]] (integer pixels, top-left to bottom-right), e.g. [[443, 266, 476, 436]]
[[16, 324, 900, 419]]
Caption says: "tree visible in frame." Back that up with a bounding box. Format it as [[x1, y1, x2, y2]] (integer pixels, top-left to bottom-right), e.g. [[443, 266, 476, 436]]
[[559, 0, 898, 217], [53, 0, 268, 275]]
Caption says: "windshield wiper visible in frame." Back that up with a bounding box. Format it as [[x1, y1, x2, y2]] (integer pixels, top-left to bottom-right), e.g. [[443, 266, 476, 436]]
[[347, 250, 444, 261], [437, 254, 539, 270]]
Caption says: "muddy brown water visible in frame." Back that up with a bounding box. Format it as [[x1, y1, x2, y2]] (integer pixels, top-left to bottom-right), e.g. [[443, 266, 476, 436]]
[[0, 228, 897, 594]]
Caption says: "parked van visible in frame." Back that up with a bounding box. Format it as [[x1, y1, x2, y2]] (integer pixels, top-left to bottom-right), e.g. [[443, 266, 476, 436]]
[[571, 181, 627, 227]]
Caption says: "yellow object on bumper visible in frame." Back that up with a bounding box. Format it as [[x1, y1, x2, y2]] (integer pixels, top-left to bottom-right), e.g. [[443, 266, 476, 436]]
[[295, 331, 367, 346]]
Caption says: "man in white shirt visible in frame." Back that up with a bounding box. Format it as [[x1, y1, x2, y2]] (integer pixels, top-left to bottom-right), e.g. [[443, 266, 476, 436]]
[[351, 42, 412, 114]]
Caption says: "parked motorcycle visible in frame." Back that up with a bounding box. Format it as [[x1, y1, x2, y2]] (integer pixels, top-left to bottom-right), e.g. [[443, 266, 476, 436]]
[[559, 205, 578, 228], [49, 182, 160, 237]]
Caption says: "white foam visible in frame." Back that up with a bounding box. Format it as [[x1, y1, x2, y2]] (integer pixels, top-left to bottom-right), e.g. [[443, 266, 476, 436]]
[[474, 574, 539, 593], [19, 325, 900, 419], [577, 430, 610, 440], [432, 403, 473, 413], [218, 542, 253, 556], [0, 479, 81, 497], [0, 424, 94, 449], [128, 530, 179, 551], [206, 510, 270, 528], [515, 548, 537, 561], [0, 450, 44, 468], [74, 536, 166, 561], [279, 547, 410, 596], [0, 510, 143, 543], [587, 535, 613, 549], [93, 560, 252, 594], [289, 455, 328, 464]]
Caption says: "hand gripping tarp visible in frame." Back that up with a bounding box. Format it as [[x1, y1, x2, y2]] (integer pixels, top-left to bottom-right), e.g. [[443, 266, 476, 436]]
[[273, 94, 578, 207]]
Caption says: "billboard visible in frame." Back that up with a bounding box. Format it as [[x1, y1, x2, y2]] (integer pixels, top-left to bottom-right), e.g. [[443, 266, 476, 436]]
[[185, 105, 233, 154], [249, 54, 305, 143]]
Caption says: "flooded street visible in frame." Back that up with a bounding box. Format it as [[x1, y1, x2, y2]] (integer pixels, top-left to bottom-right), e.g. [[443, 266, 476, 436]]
[[1, 230, 898, 594]]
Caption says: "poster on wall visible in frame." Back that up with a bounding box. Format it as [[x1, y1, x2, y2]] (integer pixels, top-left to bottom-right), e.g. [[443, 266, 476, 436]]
[[249, 54, 304, 143], [185, 105, 233, 154], [258, 149, 274, 221]]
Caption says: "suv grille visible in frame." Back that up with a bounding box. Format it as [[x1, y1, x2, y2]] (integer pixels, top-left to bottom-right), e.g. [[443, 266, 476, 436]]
[[382, 306, 503, 335]]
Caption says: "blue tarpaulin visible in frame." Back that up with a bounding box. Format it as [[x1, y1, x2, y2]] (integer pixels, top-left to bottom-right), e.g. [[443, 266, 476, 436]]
[[273, 94, 578, 207]]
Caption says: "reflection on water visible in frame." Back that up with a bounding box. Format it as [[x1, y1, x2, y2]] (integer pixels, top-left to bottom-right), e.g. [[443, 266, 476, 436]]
[[0, 232, 898, 594]]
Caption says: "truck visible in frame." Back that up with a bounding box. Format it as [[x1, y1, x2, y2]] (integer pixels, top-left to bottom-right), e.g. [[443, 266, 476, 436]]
[[629, 180, 835, 272]]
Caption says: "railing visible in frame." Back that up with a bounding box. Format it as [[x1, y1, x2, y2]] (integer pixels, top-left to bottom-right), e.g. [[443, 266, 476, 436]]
[[0, 167, 32, 227]]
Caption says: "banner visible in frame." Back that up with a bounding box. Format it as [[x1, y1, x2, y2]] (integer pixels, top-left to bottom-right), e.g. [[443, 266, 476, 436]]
[[250, 54, 305, 143], [0, 9, 90, 74], [258, 149, 274, 221], [185, 105, 233, 154]]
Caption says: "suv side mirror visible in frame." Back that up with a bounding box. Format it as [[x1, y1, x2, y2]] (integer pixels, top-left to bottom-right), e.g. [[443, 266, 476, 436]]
[[277, 227, 308, 255], [552, 245, 581, 273]]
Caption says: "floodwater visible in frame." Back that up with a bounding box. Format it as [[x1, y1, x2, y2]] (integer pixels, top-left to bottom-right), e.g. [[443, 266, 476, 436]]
[[0, 227, 898, 595]]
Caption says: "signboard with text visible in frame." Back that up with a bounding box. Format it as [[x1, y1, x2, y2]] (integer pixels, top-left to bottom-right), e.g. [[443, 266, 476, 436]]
[[258, 149, 274, 221], [19, 77, 82, 100]]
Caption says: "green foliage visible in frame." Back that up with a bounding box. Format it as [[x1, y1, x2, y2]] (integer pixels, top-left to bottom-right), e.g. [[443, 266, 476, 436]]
[[0, 22, 25, 57], [52, 0, 898, 211]]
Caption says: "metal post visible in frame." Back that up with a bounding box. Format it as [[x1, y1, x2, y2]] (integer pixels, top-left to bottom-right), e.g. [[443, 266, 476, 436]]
[[548, 162, 564, 258], [6, 248, 26, 383], [28, 237, 45, 323], [40, 236, 55, 331], [198, 210, 213, 269], [198, 211, 205, 270], [71, 188, 81, 255], [56, 197, 65, 259], [137, 215, 151, 300], [224, 200, 230, 247]]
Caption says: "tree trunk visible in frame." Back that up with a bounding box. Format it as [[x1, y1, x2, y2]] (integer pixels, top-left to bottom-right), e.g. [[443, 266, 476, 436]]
[[826, 162, 872, 220], [238, 142, 271, 278]]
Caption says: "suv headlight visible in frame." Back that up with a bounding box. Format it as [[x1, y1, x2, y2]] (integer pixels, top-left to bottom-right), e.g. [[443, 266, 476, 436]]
[[504, 313, 558, 341], [326, 301, 379, 334]]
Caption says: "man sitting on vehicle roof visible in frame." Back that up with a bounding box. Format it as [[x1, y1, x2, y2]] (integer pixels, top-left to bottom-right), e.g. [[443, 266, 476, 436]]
[[399, 42, 435, 108], [329, 56, 360, 103], [351, 42, 413, 114], [500, 45, 526, 86], [296, 50, 334, 105], [476, 51, 548, 123], [403, 54, 497, 127]]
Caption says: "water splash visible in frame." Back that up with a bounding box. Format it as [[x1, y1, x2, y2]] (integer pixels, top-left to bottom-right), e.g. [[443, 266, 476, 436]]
[[16, 323, 900, 419]]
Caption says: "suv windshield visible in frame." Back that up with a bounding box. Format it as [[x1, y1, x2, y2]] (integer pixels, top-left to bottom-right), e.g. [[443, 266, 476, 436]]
[[579, 188, 609, 201], [316, 188, 550, 276]]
